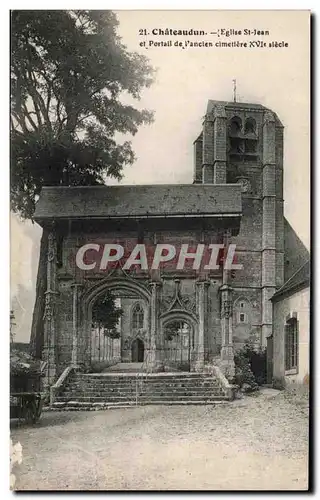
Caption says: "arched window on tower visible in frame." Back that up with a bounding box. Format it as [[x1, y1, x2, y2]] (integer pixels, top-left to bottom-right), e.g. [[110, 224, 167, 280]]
[[228, 117, 244, 160], [132, 303, 144, 330], [243, 117, 258, 157], [244, 117, 256, 135], [229, 116, 242, 136]]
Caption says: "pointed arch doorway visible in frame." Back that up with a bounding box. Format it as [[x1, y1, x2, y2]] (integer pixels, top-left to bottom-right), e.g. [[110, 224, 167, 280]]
[[160, 310, 198, 371], [131, 338, 144, 362]]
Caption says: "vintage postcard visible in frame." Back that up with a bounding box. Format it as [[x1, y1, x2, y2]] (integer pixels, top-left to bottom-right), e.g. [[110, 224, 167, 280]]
[[10, 9, 310, 491]]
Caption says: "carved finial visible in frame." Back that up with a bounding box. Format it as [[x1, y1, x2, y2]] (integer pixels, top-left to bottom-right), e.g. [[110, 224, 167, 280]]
[[232, 79, 237, 102]]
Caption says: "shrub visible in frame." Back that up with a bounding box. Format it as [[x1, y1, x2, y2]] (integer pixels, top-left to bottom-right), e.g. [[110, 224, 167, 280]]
[[249, 346, 267, 385], [234, 341, 267, 390], [234, 350, 258, 391]]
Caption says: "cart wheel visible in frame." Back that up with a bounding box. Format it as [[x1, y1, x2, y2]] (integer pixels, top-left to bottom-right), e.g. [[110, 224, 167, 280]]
[[23, 403, 37, 424]]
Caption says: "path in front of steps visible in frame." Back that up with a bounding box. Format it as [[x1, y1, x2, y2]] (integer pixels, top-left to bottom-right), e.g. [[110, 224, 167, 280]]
[[11, 389, 309, 491]]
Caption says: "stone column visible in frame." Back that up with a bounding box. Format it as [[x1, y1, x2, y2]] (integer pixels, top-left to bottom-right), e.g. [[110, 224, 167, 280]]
[[220, 285, 234, 362], [193, 134, 203, 184], [149, 281, 162, 372], [262, 110, 277, 346], [71, 283, 82, 367], [202, 116, 214, 183], [194, 280, 210, 371], [212, 103, 227, 184], [219, 230, 235, 378], [43, 229, 58, 391]]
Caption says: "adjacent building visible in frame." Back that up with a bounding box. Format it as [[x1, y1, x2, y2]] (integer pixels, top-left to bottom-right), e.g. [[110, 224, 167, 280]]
[[272, 261, 310, 388]]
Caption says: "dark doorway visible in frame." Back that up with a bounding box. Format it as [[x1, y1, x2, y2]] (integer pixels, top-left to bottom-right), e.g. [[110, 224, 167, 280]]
[[131, 338, 144, 362]]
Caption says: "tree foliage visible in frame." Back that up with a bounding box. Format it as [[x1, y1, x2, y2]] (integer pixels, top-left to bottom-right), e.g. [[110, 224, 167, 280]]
[[11, 10, 154, 358], [11, 10, 154, 219], [234, 341, 267, 390], [164, 321, 184, 341], [92, 291, 123, 339]]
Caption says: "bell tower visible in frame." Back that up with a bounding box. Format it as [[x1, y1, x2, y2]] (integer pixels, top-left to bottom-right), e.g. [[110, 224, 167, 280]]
[[193, 99, 284, 347]]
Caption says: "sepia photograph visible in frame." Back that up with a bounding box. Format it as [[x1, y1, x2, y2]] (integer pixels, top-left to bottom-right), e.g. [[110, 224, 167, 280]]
[[9, 8, 310, 491]]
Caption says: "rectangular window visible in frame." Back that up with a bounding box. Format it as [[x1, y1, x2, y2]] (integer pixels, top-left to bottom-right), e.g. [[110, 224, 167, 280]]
[[285, 318, 298, 371], [239, 312, 247, 323]]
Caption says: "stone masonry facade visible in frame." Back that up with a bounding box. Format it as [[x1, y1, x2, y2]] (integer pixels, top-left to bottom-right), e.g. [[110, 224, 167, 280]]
[[35, 99, 287, 388], [193, 100, 284, 349]]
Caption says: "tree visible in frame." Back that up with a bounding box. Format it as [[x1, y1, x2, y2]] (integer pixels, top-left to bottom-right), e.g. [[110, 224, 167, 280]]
[[164, 321, 183, 341], [92, 291, 123, 339], [10, 10, 154, 357]]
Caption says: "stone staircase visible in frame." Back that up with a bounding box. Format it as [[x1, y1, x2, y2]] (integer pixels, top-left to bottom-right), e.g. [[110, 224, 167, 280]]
[[51, 371, 231, 410], [103, 362, 143, 373]]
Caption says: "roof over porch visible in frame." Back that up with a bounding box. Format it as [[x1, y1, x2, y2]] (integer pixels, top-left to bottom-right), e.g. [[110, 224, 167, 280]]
[[34, 184, 242, 223]]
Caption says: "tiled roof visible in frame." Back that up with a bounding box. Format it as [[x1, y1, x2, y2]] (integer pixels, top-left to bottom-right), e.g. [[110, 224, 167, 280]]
[[207, 100, 266, 112], [206, 100, 283, 126], [272, 260, 310, 301], [34, 184, 242, 221]]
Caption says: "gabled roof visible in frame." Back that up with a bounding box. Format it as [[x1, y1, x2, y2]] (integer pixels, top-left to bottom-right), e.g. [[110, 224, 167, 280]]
[[34, 184, 242, 222], [284, 218, 310, 282], [193, 132, 203, 144], [272, 260, 310, 301], [207, 100, 266, 113]]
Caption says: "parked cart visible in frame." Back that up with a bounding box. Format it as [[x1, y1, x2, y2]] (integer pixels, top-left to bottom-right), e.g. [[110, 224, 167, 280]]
[[10, 350, 44, 424], [10, 391, 43, 424]]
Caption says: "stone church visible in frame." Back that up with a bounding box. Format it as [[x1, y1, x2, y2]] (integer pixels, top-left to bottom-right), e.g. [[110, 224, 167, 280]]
[[34, 99, 309, 388]]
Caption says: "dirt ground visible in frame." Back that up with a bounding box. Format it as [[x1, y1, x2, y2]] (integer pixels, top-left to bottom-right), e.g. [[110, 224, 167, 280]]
[[10, 388, 309, 491]]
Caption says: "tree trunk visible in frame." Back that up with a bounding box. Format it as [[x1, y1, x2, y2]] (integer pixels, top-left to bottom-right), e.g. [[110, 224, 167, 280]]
[[29, 229, 49, 358]]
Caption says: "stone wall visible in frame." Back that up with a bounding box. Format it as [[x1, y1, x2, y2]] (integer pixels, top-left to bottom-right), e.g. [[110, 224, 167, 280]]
[[196, 102, 285, 347], [273, 287, 310, 387], [43, 100, 288, 382], [53, 225, 228, 372]]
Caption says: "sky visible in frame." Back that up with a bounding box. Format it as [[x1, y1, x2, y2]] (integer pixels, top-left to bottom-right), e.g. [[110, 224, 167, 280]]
[[11, 10, 310, 342], [113, 10, 310, 247]]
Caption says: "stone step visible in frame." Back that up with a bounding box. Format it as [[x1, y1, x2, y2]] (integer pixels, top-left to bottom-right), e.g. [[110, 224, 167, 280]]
[[55, 370, 229, 409], [73, 373, 208, 380], [61, 385, 224, 393], [56, 394, 226, 402], [65, 382, 221, 391], [69, 379, 212, 385], [60, 386, 224, 393], [51, 400, 229, 410], [67, 377, 219, 384], [65, 391, 221, 398], [57, 396, 137, 402], [103, 362, 143, 373], [51, 401, 136, 410], [58, 390, 224, 400]]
